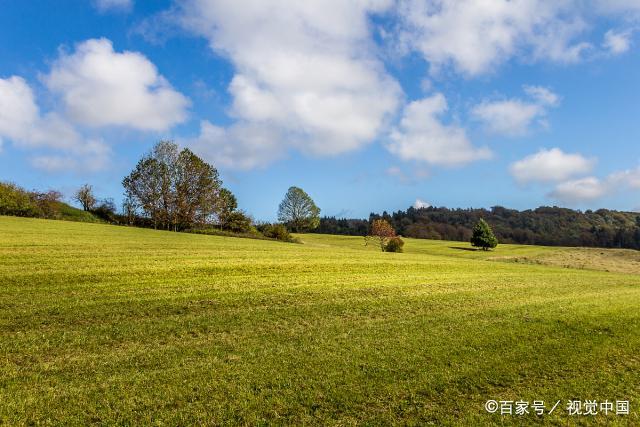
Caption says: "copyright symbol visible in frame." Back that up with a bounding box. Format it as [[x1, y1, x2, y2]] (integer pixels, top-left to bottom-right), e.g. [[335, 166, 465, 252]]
[[485, 400, 498, 413]]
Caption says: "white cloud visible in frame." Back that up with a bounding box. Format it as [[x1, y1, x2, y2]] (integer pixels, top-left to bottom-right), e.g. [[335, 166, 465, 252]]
[[182, 120, 285, 170], [523, 85, 560, 106], [472, 86, 560, 137], [0, 76, 79, 150], [413, 198, 431, 209], [94, 0, 132, 12], [30, 140, 111, 173], [609, 167, 640, 189], [0, 75, 111, 172], [0, 76, 38, 140], [396, 0, 591, 76], [603, 29, 633, 55], [549, 176, 608, 203], [172, 0, 401, 168], [472, 100, 541, 137], [45, 38, 189, 131], [388, 93, 491, 166], [510, 148, 595, 184], [549, 166, 640, 204]]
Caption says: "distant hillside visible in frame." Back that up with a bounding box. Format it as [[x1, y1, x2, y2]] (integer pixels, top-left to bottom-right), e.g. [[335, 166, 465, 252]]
[[315, 206, 640, 250]]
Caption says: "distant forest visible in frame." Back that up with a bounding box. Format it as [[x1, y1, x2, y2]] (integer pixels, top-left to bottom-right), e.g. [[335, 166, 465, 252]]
[[313, 206, 640, 250]]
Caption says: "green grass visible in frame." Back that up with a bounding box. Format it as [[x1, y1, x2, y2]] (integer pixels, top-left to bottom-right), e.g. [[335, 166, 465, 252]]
[[1, 217, 639, 425], [53, 201, 102, 223]]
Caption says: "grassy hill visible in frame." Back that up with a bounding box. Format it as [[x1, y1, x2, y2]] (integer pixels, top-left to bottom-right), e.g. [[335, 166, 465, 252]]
[[51, 201, 103, 222], [1, 217, 639, 425]]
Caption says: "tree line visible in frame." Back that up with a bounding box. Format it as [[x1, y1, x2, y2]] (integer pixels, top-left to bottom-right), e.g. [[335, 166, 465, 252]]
[[1, 141, 323, 243], [3, 140, 638, 250], [314, 205, 640, 250]]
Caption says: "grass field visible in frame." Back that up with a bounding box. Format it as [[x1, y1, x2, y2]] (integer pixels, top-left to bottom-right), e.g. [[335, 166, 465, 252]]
[[1, 216, 640, 425]]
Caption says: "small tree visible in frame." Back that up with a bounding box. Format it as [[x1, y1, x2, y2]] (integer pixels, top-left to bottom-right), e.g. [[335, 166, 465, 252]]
[[74, 184, 96, 211], [122, 196, 136, 226], [366, 219, 396, 251], [470, 218, 498, 250], [277, 186, 320, 232], [217, 188, 238, 230], [385, 236, 405, 253]]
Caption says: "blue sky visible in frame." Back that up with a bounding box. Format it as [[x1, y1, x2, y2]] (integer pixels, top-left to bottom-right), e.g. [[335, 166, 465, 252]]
[[1, 0, 639, 220]]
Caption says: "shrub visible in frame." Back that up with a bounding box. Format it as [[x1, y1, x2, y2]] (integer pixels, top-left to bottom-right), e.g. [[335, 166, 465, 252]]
[[384, 236, 404, 253], [91, 198, 118, 223], [222, 211, 253, 233], [258, 223, 295, 242], [31, 191, 63, 218], [0, 182, 41, 217]]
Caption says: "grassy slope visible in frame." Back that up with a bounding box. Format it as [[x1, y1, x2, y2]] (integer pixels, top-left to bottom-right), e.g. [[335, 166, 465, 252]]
[[300, 233, 640, 275], [1, 217, 639, 425], [53, 201, 102, 223]]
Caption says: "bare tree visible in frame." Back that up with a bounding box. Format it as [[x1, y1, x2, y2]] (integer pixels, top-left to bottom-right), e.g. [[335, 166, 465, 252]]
[[74, 184, 96, 211]]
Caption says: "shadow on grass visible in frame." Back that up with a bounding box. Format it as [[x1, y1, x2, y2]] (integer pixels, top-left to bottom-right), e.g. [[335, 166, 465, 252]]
[[449, 246, 479, 252]]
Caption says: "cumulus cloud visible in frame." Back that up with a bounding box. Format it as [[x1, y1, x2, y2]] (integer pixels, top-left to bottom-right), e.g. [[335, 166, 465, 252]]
[[549, 166, 640, 204], [472, 86, 560, 137], [0, 76, 111, 172], [0, 76, 79, 150], [182, 120, 286, 170], [93, 0, 132, 12], [603, 29, 633, 55], [30, 140, 112, 173], [609, 167, 640, 189], [396, 0, 591, 76], [524, 85, 561, 106], [388, 93, 491, 167], [171, 0, 401, 168], [509, 148, 595, 184], [45, 38, 189, 131], [549, 177, 608, 203], [413, 198, 431, 209]]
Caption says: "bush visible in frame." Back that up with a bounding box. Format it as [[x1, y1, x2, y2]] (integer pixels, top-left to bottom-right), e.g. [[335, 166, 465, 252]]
[[91, 198, 118, 223], [384, 236, 404, 253], [222, 211, 253, 233], [31, 191, 63, 218], [258, 223, 296, 242], [0, 182, 40, 217]]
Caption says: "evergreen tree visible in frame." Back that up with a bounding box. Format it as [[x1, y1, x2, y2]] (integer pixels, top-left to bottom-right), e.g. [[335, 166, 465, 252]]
[[470, 218, 498, 250]]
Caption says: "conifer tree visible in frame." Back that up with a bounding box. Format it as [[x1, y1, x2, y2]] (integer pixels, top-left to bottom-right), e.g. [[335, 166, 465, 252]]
[[470, 218, 498, 250]]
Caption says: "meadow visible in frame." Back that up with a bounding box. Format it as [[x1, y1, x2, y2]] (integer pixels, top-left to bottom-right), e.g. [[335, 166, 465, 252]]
[[1, 216, 640, 425]]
